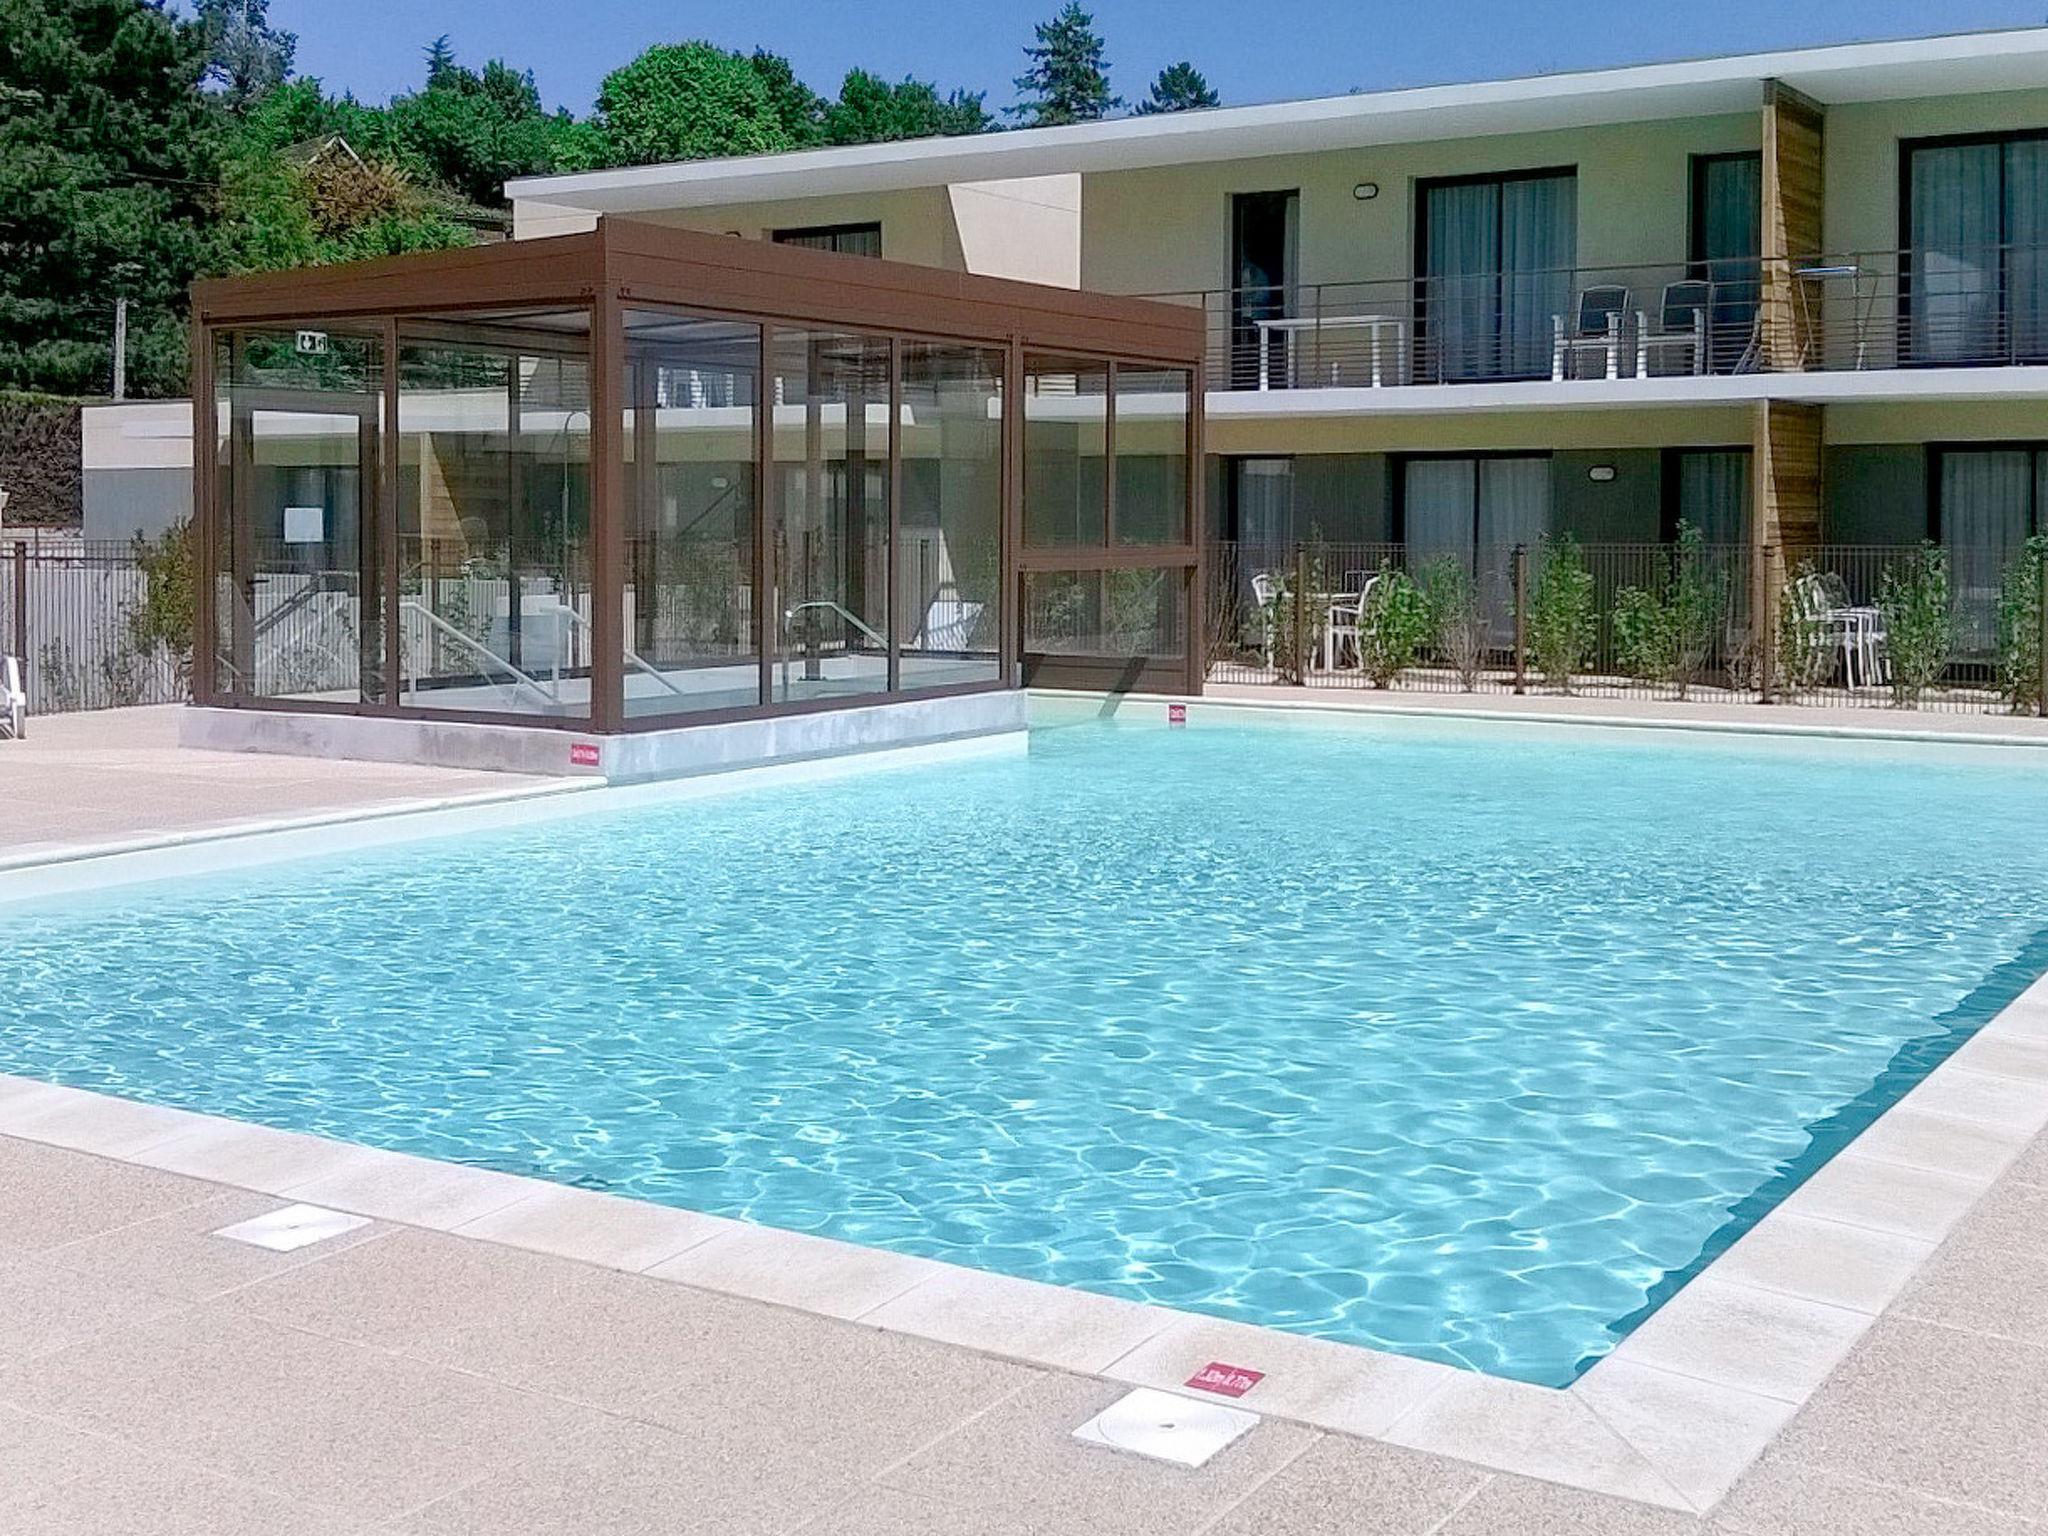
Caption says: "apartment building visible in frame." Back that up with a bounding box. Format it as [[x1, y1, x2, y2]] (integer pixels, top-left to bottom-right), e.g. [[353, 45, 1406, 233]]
[[509, 28, 2048, 654]]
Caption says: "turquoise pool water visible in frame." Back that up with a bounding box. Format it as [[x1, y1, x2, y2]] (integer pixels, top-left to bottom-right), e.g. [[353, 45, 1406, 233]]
[[5, 714, 2044, 1385]]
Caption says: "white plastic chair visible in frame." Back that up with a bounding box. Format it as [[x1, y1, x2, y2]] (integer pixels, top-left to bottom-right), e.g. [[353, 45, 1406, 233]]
[[1323, 573, 1382, 671], [1, 655, 24, 739], [916, 594, 984, 653]]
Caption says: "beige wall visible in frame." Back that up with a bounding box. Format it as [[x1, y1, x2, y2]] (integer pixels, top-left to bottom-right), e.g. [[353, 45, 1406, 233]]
[[1825, 399, 2048, 446], [512, 202, 600, 240], [1825, 89, 2048, 256], [1205, 404, 1753, 458], [1079, 114, 1759, 296], [593, 187, 965, 268]]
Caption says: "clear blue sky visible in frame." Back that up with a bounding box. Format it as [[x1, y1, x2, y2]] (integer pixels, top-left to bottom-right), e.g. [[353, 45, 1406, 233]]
[[266, 0, 2048, 116]]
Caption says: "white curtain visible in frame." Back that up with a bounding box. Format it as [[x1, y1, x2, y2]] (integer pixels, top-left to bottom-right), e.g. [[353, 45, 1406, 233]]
[[1477, 457, 1552, 637], [1911, 143, 2002, 363], [1677, 450, 1752, 548], [1501, 176, 1578, 378], [1424, 174, 1576, 381], [1425, 182, 1500, 381], [1404, 458, 1477, 571], [2006, 139, 2048, 363], [1942, 449, 2032, 656]]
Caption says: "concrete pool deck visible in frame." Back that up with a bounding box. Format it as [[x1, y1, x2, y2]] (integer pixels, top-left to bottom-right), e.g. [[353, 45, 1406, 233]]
[[4, 698, 2048, 1531]]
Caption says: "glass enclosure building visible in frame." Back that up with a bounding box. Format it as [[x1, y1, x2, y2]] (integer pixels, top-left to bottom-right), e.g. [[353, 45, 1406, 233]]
[[190, 220, 1206, 735]]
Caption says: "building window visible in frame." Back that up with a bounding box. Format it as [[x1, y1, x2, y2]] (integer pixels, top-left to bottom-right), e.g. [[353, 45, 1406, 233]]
[[771, 222, 883, 258], [1689, 153, 1762, 374], [1395, 453, 1551, 636], [1936, 445, 2048, 654], [1904, 131, 2048, 365], [1416, 169, 1577, 382], [1663, 448, 1752, 546]]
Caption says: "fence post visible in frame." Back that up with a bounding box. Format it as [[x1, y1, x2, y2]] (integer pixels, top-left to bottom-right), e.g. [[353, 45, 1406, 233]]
[[10, 541, 25, 687], [1292, 543, 1308, 687], [2037, 544, 2048, 719], [1757, 544, 1778, 706], [1511, 544, 1528, 695]]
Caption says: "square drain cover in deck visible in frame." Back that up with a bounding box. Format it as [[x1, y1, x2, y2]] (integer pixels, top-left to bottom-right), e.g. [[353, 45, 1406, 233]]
[[1072, 1387, 1259, 1468], [212, 1203, 371, 1253]]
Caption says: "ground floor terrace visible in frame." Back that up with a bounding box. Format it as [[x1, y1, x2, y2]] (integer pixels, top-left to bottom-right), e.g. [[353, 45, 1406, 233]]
[[3, 695, 2048, 1534]]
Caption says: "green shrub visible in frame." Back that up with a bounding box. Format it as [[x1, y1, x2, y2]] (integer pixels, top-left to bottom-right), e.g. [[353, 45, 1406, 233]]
[[1608, 521, 1724, 699], [128, 520, 197, 687], [1419, 554, 1484, 690], [1877, 543, 1954, 708], [1355, 561, 1431, 688], [1525, 536, 1597, 694], [1996, 535, 2048, 714]]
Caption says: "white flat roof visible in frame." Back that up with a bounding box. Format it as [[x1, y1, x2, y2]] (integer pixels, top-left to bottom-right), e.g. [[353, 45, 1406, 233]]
[[509, 27, 2048, 214]]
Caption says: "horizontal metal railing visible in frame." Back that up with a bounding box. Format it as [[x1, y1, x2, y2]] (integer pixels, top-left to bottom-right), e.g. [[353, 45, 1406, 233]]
[[1145, 245, 2048, 391], [1209, 539, 2048, 714]]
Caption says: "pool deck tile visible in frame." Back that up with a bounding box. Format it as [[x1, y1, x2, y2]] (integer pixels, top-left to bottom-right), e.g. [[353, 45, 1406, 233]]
[[1712, 1449, 2041, 1536], [1381, 1369, 1694, 1511], [1100, 1311, 1458, 1440], [123, 1119, 392, 1193], [1441, 1472, 1708, 1535], [1772, 1153, 1988, 1243], [1603, 1277, 1871, 1405], [1892, 1065, 2048, 1138], [0, 1442, 358, 1536], [0, 1134, 220, 1255], [1946, 1031, 2048, 1083], [645, 1221, 952, 1320], [860, 1263, 1182, 1373], [1574, 1357, 1798, 1511], [0, 1081, 215, 1160], [1196, 1434, 1493, 1536], [1702, 1211, 1935, 1315], [278, 1145, 540, 1230], [1840, 1105, 2033, 1183], [452, 1182, 740, 1273]]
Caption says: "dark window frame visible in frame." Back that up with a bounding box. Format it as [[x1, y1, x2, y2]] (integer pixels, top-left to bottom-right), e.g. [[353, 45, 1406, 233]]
[[771, 221, 884, 257], [1411, 165, 1579, 384], [1899, 128, 2048, 367], [1925, 440, 2048, 542], [1390, 449, 1554, 550]]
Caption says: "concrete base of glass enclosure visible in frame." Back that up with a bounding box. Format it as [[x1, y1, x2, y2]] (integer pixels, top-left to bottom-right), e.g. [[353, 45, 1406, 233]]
[[187, 217, 1206, 764], [179, 689, 1028, 783]]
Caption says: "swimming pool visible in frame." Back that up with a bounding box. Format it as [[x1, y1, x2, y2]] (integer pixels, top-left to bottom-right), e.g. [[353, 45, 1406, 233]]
[[6, 712, 2043, 1386]]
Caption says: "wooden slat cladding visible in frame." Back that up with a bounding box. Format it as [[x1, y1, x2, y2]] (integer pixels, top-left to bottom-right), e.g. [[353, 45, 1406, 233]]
[[1751, 399, 1823, 554], [1761, 81, 1826, 372]]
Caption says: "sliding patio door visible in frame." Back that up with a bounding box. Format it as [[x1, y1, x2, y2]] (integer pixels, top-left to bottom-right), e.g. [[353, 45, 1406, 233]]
[[1691, 153, 1762, 372], [1420, 171, 1576, 381], [1907, 134, 2048, 365], [1400, 454, 1551, 636], [1229, 190, 1299, 389], [1939, 447, 2045, 656]]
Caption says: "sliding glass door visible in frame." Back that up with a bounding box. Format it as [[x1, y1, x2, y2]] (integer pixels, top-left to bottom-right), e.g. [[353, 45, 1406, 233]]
[[1691, 153, 1762, 373], [1229, 190, 1299, 389], [1399, 454, 1551, 635], [1419, 171, 1577, 381], [1906, 134, 2048, 365], [1939, 447, 2048, 656]]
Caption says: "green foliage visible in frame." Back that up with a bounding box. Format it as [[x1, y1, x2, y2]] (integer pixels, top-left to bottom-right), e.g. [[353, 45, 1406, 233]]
[[595, 42, 797, 165], [385, 51, 594, 207], [194, 0, 295, 108], [1261, 547, 1330, 685], [0, 0, 220, 397], [1997, 535, 2048, 713], [1876, 543, 1955, 708], [1526, 537, 1597, 694], [1609, 521, 1724, 698], [824, 70, 994, 145], [128, 517, 196, 682], [1135, 62, 1218, 115], [1011, 3, 1119, 126], [1419, 554, 1484, 690], [748, 49, 827, 147], [1355, 562, 1430, 689]]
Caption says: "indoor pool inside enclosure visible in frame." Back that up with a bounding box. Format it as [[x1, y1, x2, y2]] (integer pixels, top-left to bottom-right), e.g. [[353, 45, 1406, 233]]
[[7, 712, 2045, 1386]]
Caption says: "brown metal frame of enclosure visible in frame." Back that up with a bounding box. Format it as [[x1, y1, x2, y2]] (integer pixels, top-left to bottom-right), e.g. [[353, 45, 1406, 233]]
[[190, 217, 1207, 732]]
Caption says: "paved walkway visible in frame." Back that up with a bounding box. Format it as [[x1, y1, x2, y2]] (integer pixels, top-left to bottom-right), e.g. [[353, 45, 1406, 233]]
[[0, 706, 546, 859], [0, 1127, 2043, 1534]]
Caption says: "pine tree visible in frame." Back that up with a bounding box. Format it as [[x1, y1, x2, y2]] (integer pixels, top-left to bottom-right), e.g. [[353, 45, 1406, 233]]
[[1010, 3, 1119, 127], [423, 36, 459, 88], [1136, 61, 1218, 115], [194, 0, 297, 108]]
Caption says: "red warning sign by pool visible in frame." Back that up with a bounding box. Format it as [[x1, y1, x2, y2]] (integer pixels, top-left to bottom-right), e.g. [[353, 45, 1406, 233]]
[[1185, 1361, 1263, 1398], [569, 741, 601, 768], [1168, 702, 1188, 726]]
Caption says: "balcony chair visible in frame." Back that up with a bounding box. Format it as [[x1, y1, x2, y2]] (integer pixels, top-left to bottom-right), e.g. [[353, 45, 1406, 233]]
[[1637, 280, 1713, 377], [1323, 572, 1383, 672], [1552, 286, 1631, 381]]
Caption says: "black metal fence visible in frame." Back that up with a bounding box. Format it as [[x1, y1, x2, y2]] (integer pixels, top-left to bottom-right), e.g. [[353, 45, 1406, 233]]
[[1209, 539, 2048, 716], [1, 538, 186, 715]]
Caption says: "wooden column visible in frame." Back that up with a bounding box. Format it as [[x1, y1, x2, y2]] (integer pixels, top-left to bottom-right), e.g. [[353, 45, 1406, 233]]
[[1751, 399, 1823, 558], [1760, 80, 1826, 372]]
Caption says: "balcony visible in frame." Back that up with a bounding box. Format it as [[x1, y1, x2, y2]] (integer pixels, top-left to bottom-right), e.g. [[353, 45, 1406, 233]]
[[1148, 245, 2048, 395]]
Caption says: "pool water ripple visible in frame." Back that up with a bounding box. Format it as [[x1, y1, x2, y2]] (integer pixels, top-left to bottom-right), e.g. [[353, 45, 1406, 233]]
[[5, 717, 2044, 1385]]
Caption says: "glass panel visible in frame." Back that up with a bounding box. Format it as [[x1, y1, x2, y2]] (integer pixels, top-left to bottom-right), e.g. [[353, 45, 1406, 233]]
[[213, 327, 382, 706], [898, 342, 1003, 692], [1693, 155, 1762, 372], [2006, 139, 2048, 364], [773, 223, 882, 257], [770, 328, 892, 704], [1942, 449, 2034, 656], [1023, 355, 1107, 547], [1500, 175, 1577, 378], [1402, 458, 1477, 573], [1477, 456, 1552, 639], [1113, 368, 1190, 546], [1230, 457, 1294, 552], [1230, 190, 1299, 389], [1424, 181, 1500, 382], [623, 309, 762, 718], [395, 312, 591, 719], [1675, 449, 1752, 547], [1023, 568, 1187, 660], [1910, 142, 2002, 363]]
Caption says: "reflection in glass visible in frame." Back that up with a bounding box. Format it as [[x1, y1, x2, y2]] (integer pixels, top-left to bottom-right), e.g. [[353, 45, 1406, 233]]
[[623, 310, 762, 716], [1024, 356, 1107, 547], [395, 314, 592, 718], [1023, 568, 1186, 660], [770, 329, 893, 703], [899, 342, 1003, 690], [1113, 368, 1190, 546], [213, 327, 383, 705]]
